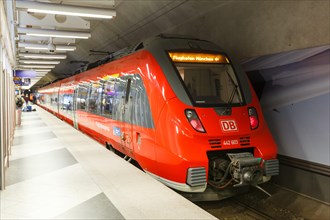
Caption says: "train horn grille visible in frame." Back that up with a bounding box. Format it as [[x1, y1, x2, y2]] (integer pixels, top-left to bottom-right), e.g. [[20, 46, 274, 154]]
[[240, 136, 250, 146], [209, 139, 221, 148], [187, 167, 207, 187]]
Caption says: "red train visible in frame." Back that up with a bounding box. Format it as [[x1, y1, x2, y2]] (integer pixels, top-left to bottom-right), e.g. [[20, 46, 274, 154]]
[[38, 35, 279, 200]]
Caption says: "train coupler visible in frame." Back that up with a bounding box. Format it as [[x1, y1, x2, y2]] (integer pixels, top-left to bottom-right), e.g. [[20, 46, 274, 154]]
[[227, 152, 263, 187]]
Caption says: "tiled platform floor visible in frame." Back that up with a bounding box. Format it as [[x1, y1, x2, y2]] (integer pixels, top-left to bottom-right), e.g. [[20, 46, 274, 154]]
[[0, 106, 216, 219]]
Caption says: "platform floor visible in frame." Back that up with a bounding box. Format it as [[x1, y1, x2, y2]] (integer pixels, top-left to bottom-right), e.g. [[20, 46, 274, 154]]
[[0, 106, 216, 219]]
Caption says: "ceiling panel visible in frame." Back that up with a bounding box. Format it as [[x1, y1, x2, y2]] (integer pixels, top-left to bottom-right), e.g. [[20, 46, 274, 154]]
[[14, 0, 228, 89]]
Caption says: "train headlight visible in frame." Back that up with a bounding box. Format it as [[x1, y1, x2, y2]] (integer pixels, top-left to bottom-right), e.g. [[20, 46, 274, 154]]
[[185, 109, 206, 133], [248, 107, 259, 130]]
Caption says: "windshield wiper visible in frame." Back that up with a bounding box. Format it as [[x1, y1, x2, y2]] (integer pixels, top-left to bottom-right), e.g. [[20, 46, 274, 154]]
[[221, 71, 242, 115]]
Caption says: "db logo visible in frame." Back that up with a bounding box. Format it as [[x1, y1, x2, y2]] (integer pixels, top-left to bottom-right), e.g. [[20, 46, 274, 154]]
[[220, 120, 238, 132]]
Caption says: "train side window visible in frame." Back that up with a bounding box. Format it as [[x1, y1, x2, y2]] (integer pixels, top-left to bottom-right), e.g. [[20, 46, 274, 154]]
[[87, 82, 102, 115], [44, 94, 51, 106], [131, 75, 154, 128], [125, 78, 132, 104], [59, 91, 73, 112], [52, 94, 58, 107], [124, 78, 133, 123], [101, 80, 115, 118], [59, 93, 64, 110], [77, 85, 88, 111], [63, 94, 73, 111], [38, 94, 44, 104], [112, 78, 123, 121]]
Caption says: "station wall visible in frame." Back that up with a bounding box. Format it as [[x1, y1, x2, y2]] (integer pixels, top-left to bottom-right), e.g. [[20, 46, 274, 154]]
[[260, 49, 330, 166], [250, 48, 329, 203], [168, 1, 329, 60]]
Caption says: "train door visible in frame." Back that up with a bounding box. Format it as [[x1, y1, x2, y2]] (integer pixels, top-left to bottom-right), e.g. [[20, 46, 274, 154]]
[[120, 77, 134, 156], [72, 86, 79, 129]]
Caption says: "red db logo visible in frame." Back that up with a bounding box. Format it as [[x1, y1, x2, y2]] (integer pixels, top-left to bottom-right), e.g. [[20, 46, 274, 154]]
[[220, 120, 238, 132]]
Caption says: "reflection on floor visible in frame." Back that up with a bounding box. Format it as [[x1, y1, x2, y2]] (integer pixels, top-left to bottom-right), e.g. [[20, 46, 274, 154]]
[[0, 106, 215, 219], [1, 110, 124, 219]]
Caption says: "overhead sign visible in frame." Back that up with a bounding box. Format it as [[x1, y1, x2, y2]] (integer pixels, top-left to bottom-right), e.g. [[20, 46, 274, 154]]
[[15, 70, 36, 78], [168, 52, 229, 64], [13, 77, 22, 85], [22, 78, 31, 86]]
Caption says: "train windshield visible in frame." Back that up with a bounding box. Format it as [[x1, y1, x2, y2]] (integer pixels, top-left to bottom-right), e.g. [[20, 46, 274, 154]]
[[169, 52, 243, 106]]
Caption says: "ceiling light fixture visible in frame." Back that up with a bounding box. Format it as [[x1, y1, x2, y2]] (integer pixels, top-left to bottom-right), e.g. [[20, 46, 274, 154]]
[[18, 27, 91, 39], [19, 60, 60, 64], [36, 72, 48, 74], [18, 42, 76, 51], [36, 73, 48, 76], [19, 53, 67, 59], [18, 69, 52, 72], [20, 65, 56, 68], [16, 1, 116, 19]]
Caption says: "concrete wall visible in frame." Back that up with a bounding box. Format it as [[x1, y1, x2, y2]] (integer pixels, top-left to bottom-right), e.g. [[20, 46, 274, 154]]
[[259, 49, 329, 165], [169, 0, 329, 59], [250, 48, 329, 202], [264, 93, 329, 165]]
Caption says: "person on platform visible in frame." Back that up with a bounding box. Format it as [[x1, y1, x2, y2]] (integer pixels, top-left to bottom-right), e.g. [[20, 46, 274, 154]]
[[16, 94, 24, 109], [33, 95, 37, 105], [23, 95, 29, 105]]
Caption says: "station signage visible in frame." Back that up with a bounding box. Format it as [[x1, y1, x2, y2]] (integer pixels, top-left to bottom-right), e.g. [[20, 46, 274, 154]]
[[15, 70, 36, 78], [168, 52, 229, 64]]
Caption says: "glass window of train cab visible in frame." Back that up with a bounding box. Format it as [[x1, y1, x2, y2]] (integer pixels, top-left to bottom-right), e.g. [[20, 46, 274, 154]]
[[175, 63, 243, 106], [87, 82, 102, 115], [77, 84, 88, 111]]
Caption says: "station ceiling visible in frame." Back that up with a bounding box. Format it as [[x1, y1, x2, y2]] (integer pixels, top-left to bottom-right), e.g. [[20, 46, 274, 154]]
[[14, 0, 329, 90], [15, 0, 226, 89]]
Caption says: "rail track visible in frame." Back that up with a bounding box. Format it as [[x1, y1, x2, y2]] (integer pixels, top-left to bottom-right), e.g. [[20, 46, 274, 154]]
[[196, 183, 304, 220]]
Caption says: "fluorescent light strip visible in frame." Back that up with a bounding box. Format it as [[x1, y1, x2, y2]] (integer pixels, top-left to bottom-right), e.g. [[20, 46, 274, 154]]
[[35, 69, 51, 72], [25, 46, 47, 50], [26, 33, 88, 39], [16, 1, 116, 19], [18, 27, 91, 39], [19, 42, 76, 51], [28, 9, 113, 19], [55, 46, 76, 51], [20, 65, 55, 68], [19, 60, 60, 64], [19, 53, 67, 59], [18, 68, 52, 72]]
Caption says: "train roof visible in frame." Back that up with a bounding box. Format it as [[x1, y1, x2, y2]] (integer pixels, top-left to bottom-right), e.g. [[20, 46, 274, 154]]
[[41, 34, 226, 88], [73, 34, 220, 74]]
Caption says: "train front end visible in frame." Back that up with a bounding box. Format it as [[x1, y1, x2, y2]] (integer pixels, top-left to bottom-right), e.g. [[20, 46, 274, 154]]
[[147, 36, 279, 200]]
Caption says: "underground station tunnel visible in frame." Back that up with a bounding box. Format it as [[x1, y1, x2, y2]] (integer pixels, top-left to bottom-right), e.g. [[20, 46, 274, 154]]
[[0, 1, 329, 219]]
